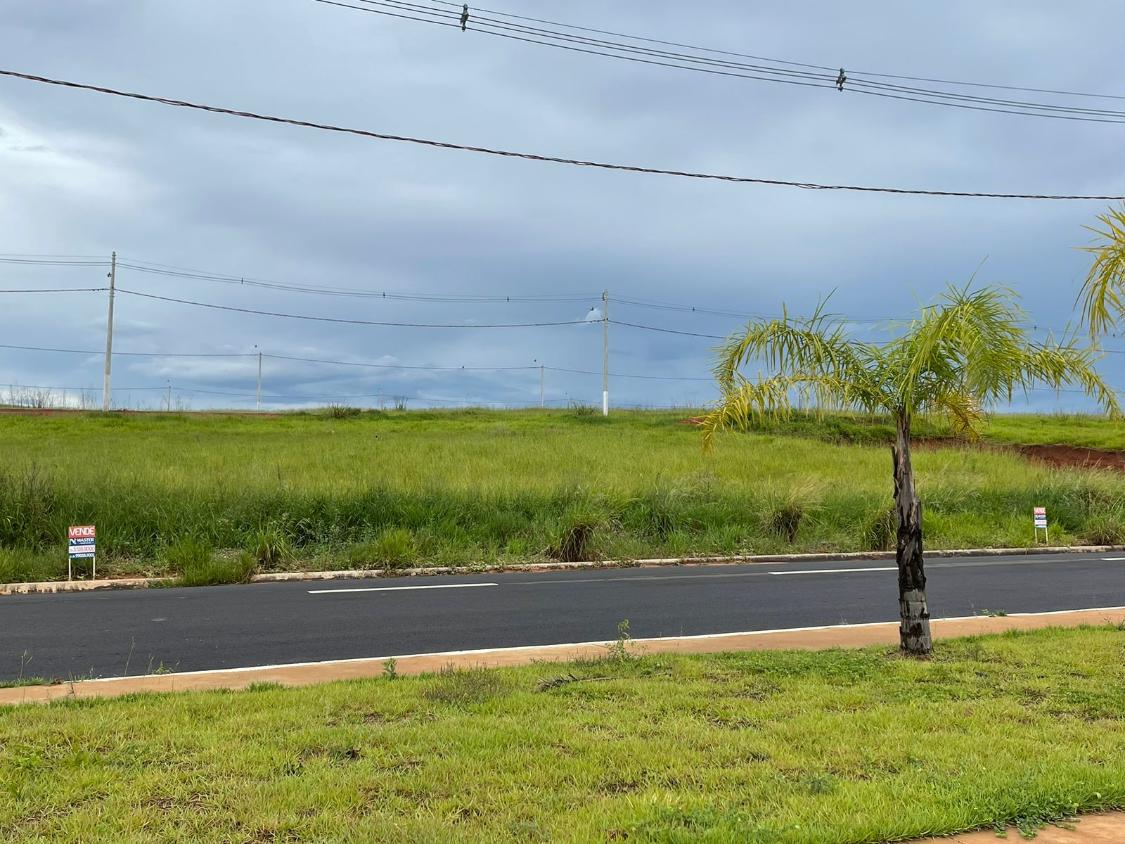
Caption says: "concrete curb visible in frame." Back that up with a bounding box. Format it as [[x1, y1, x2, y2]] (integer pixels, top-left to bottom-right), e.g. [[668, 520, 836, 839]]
[[916, 812, 1125, 843], [3, 544, 1123, 596], [3, 606, 1123, 706]]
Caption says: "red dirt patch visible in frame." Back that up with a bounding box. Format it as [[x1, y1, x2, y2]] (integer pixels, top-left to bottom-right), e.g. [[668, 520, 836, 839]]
[[1017, 443, 1125, 473]]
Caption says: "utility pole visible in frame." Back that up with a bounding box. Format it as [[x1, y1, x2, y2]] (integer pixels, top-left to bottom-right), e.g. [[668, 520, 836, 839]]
[[601, 290, 609, 417], [255, 346, 263, 412], [539, 363, 545, 409], [101, 251, 116, 412], [165, 382, 172, 412]]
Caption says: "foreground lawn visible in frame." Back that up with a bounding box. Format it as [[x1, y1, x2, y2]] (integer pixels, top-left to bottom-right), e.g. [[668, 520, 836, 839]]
[[1, 409, 1122, 583], [2, 627, 1124, 843]]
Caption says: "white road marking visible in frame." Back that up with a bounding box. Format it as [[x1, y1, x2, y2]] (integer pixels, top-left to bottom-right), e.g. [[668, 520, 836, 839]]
[[769, 566, 898, 576], [308, 582, 498, 595], [1103, 557, 1125, 561]]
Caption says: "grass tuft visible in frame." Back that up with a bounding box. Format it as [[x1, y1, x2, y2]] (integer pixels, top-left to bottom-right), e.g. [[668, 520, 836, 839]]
[[346, 528, 417, 569], [167, 539, 256, 587]]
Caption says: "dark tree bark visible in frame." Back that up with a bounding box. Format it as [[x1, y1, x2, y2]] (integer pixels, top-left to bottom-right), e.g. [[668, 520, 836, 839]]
[[892, 412, 933, 656]]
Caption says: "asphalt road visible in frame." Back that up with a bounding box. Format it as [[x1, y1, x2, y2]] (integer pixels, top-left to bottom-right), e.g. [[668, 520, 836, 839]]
[[2, 552, 1124, 682]]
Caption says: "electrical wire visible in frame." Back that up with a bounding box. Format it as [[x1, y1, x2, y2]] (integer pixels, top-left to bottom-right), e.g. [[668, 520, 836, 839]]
[[421, 0, 1125, 103], [116, 259, 598, 303], [0, 287, 108, 294], [0, 342, 254, 358], [0, 257, 109, 267], [114, 288, 590, 328], [4, 67, 1124, 200], [326, 0, 1125, 123], [264, 353, 536, 371]]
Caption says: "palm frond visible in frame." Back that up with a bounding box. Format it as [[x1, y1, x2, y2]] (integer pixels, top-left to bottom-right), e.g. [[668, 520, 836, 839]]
[[1016, 342, 1122, 419], [924, 388, 984, 437], [898, 285, 1028, 408], [700, 373, 862, 451], [700, 375, 795, 452], [713, 302, 860, 391], [1078, 204, 1125, 339]]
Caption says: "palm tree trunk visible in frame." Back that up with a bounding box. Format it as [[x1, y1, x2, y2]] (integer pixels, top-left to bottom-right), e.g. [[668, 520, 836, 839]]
[[892, 412, 932, 656]]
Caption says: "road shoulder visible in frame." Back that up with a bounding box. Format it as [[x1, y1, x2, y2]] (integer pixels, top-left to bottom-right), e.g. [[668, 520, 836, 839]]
[[4, 605, 1122, 706]]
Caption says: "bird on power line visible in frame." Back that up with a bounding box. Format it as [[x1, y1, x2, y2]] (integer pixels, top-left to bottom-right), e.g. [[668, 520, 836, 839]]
[[460, 3, 468, 31]]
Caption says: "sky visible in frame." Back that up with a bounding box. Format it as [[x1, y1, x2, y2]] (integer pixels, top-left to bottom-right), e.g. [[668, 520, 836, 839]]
[[1, 0, 1123, 412]]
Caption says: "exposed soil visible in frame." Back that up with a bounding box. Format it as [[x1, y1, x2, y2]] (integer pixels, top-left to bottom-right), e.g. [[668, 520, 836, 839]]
[[687, 418, 1125, 473], [918, 437, 1125, 473], [1016, 443, 1125, 473]]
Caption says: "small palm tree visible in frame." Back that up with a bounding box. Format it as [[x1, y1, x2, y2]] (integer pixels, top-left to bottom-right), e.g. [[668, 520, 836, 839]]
[[702, 286, 1119, 656], [1079, 204, 1125, 338]]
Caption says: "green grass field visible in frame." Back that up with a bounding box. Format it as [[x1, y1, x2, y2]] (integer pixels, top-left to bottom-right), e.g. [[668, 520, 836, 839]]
[[0, 409, 1122, 583], [2, 627, 1124, 843]]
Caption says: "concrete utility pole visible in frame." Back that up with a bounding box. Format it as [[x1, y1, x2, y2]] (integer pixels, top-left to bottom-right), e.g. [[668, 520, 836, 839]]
[[539, 363, 545, 409], [601, 290, 609, 416], [101, 251, 117, 412], [255, 347, 263, 412]]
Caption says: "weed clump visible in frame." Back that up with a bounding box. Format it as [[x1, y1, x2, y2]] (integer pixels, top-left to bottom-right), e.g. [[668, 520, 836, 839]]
[[1080, 508, 1125, 545], [862, 506, 898, 551], [550, 506, 605, 562], [249, 524, 291, 568], [167, 538, 256, 586], [423, 666, 506, 706], [762, 486, 818, 544], [346, 528, 417, 569]]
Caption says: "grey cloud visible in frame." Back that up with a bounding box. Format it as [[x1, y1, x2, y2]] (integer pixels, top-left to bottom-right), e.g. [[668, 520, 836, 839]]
[[1, 0, 1122, 410]]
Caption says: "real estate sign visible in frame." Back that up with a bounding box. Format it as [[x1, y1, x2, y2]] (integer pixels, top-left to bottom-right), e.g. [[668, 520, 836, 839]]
[[68, 524, 96, 580], [1033, 507, 1048, 544]]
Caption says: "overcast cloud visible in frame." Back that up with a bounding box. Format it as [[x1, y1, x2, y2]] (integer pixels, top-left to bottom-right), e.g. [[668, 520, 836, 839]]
[[1, 0, 1123, 411]]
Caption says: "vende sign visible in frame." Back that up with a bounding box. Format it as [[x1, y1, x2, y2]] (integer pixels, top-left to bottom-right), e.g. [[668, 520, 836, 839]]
[[1033, 507, 1048, 544], [67, 524, 97, 579]]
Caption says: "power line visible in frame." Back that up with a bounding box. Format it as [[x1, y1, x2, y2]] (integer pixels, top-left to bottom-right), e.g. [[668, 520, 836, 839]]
[[264, 353, 536, 371], [611, 316, 1125, 355], [0, 342, 253, 358], [0, 257, 109, 267], [115, 288, 590, 328], [326, 0, 1125, 123], [116, 259, 597, 303], [422, 0, 1125, 103], [402, 0, 1125, 121], [611, 319, 726, 340], [0, 287, 108, 294], [0, 342, 714, 380], [608, 294, 1114, 338], [4, 67, 1124, 200]]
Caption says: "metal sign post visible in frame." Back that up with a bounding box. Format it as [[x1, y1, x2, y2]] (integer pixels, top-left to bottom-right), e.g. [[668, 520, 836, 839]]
[[1033, 507, 1048, 545], [68, 525, 96, 580]]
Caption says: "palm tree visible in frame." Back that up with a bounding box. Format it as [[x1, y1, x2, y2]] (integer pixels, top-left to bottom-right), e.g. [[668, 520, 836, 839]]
[[1079, 204, 1125, 338], [702, 286, 1120, 656]]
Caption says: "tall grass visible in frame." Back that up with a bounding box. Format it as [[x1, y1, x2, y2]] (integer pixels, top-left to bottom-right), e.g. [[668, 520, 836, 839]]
[[0, 409, 1121, 580]]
